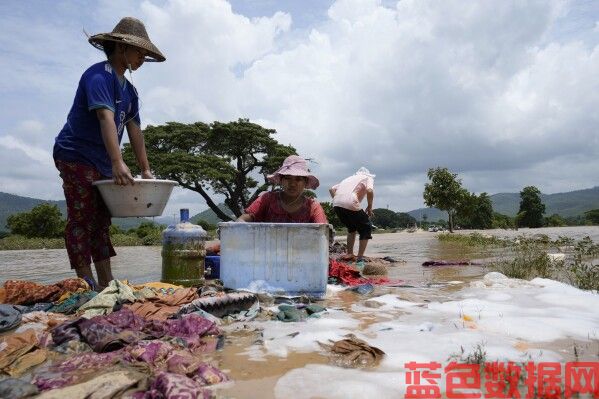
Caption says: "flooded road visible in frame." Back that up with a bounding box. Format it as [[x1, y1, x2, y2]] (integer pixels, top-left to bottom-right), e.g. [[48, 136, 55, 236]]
[[1, 226, 598, 398], [4, 226, 596, 286]]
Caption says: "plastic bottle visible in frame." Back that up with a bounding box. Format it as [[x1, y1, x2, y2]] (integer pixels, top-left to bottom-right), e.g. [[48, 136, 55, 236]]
[[161, 209, 207, 286]]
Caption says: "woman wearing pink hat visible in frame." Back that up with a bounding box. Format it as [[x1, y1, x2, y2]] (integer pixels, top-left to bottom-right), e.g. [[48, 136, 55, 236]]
[[237, 155, 328, 223]]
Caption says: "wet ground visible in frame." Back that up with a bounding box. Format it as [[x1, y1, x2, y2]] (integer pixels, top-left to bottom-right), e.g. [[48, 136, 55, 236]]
[[1, 226, 598, 398]]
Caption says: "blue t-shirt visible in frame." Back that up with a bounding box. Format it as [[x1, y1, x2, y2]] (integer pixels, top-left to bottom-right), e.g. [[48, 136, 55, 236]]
[[54, 61, 141, 177]]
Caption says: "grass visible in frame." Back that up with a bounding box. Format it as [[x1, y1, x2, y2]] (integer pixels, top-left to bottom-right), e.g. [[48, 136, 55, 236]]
[[447, 233, 599, 291], [0, 233, 151, 250], [0, 235, 65, 250], [490, 243, 562, 280], [0, 229, 218, 251], [448, 342, 487, 366], [565, 237, 599, 291], [438, 232, 512, 247]]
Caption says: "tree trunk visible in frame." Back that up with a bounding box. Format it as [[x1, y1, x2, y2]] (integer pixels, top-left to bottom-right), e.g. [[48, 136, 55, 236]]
[[448, 211, 454, 233], [182, 182, 234, 221]]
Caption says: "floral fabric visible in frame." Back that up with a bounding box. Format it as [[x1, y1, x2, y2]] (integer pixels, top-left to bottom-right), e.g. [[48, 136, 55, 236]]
[[136, 372, 212, 399], [125, 288, 199, 321], [51, 308, 220, 353], [2, 278, 89, 306], [55, 159, 116, 269]]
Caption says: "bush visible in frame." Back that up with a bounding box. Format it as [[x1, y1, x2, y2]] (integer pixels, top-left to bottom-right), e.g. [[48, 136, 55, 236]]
[[490, 246, 560, 280], [320, 202, 342, 228], [438, 232, 511, 247], [141, 230, 162, 246], [544, 214, 567, 227], [0, 235, 65, 250], [566, 237, 599, 291], [128, 221, 165, 239], [111, 233, 143, 247], [7, 203, 65, 238], [492, 212, 514, 229], [110, 225, 125, 235], [197, 219, 217, 232]]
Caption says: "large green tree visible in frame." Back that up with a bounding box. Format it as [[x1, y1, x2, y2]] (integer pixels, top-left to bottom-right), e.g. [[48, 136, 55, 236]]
[[585, 209, 599, 225], [517, 186, 545, 228], [492, 212, 514, 229], [320, 202, 342, 228], [544, 214, 566, 227], [6, 203, 65, 238], [372, 208, 399, 229], [423, 167, 465, 232], [397, 212, 418, 228], [372, 209, 417, 229], [123, 119, 296, 221], [456, 192, 494, 229]]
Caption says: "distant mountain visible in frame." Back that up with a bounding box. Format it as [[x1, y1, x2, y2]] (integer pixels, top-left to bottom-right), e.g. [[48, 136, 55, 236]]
[[407, 207, 448, 222], [0, 193, 67, 231], [190, 204, 234, 225], [0, 192, 153, 232], [2, 186, 597, 232], [490, 186, 599, 217], [407, 186, 599, 220]]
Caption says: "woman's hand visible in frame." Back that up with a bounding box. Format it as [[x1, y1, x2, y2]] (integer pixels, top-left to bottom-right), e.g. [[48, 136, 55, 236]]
[[141, 169, 154, 179], [112, 159, 135, 185]]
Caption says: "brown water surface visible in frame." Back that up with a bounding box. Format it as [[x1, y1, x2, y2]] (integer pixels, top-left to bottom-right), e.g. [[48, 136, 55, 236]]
[[1, 226, 598, 398]]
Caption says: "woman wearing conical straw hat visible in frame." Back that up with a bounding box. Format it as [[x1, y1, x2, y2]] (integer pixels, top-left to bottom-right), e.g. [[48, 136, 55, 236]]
[[53, 17, 165, 290]]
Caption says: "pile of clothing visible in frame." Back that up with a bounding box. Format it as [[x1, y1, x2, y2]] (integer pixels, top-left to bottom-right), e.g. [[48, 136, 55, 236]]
[[0, 278, 246, 399]]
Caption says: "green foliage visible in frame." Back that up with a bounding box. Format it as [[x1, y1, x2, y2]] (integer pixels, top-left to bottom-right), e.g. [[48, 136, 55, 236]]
[[0, 235, 65, 250], [484, 235, 598, 290], [544, 213, 566, 227], [196, 219, 217, 232], [110, 233, 144, 247], [456, 192, 494, 229], [423, 167, 465, 232], [6, 203, 65, 238], [492, 212, 514, 229], [190, 204, 234, 226], [123, 119, 296, 221], [372, 208, 416, 229], [397, 213, 417, 228], [448, 342, 487, 367], [129, 221, 163, 238], [584, 209, 599, 225], [127, 221, 165, 246], [320, 202, 342, 228], [517, 186, 545, 228], [372, 208, 398, 229], [438, 232, 511, 247], [566, 237, 599, 291], [564, 215, 587, 226], [0, 231, 9, 239], [109, 225, 125, 235], [435, 219, 448, 228], [491, 246, 558, 280]]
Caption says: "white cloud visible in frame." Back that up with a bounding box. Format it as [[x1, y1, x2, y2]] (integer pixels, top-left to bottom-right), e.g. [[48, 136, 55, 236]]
[[0, 136, 53, 167]]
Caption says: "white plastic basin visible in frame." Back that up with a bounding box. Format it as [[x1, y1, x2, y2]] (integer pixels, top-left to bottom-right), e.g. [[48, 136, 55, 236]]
[[219, 222, 330, 298], [92, 179, 178, 217]]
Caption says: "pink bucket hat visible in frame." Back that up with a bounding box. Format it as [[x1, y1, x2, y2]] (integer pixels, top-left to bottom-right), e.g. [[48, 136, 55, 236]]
[[267, 155, 320, 189]]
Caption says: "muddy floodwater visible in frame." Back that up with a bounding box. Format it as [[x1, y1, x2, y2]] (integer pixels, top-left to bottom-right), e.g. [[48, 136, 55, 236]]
[[1, 226, 598, 398]]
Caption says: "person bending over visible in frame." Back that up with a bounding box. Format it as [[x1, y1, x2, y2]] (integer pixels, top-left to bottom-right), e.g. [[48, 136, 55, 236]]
[[329, 167, 375, 269]]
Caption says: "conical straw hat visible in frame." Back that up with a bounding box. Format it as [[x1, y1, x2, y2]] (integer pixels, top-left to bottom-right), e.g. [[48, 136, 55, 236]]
[[88, 17, 165, 62]]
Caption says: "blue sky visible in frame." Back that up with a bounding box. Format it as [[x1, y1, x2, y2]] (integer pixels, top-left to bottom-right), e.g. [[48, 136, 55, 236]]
[[0, 0, 598, 217]]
